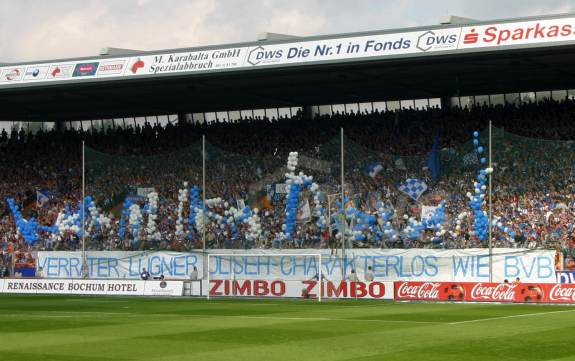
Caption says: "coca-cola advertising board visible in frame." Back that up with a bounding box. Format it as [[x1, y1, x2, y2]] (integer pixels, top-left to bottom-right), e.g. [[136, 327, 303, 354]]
[[532, 283, 575, 303], [394, 281, 568, 303]]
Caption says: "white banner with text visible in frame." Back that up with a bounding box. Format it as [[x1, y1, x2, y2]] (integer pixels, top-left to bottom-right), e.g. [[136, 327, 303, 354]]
[[37, 249, 556, 283], [3, 16, 575, 87]]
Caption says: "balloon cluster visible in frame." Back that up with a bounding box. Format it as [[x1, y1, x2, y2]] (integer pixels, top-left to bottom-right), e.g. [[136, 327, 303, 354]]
[[402, 214, 425, 240], [222, 204, 251, 238], [189, 186, 203, 232], [309, 182, 327, 230], [454, 211, 468, 232], [54, 208, 80, 237], [97, 211, 112, 231], [51, 197, 111, 242], [280, 152, 302, 241], [494, 217, 517, 240], [246, 208, 262, 241], [278, 151, 326, 241], [128, 203, 143, 246], [84, 196, 100, 238], [377, 202, 398, 243], [467, 130, 494, 241], [175, 182, 189, 239], [6, 198, 49, 244], [423, 202, 446, 233], [400, 203, 446, 242], [204, 197, 223, 208], [348, 207, 377, 242], [145, 191, 160, 241], [194, 207, 206, 234], [424, 203, 447, 245], [204, 197, 224, 230], [118, 198, 134, 240], [332, 197, 353, 243], [55, 200, 89, 239]]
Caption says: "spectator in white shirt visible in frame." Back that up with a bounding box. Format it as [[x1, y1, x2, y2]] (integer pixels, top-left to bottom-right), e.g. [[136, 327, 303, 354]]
[[189, 266, 198, 281], [364, 266, 374, 282], [346, 269, 359, 282], [36, 267, 44, 278]]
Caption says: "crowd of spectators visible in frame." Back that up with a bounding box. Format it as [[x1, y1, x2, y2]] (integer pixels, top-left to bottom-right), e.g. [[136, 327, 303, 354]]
[[2, 98, 575, 267]]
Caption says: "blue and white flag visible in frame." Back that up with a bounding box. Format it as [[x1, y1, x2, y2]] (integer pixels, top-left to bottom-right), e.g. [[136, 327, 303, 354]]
[[426, 134, 440, 181], [36, 189, 53, 207], [367, 163, 383, 178], [398, 179, 428, 201]]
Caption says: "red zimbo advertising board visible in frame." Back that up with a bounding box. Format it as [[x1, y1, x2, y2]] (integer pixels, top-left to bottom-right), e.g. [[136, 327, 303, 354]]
[[206, 279, 394, 300], [394, 281, 575, 304]]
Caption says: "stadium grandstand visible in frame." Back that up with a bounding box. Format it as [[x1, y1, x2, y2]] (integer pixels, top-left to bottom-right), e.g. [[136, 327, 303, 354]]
[[2, 13, 575, 258]]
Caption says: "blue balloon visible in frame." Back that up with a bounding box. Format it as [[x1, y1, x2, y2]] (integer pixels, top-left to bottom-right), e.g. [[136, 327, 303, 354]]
[[473, 131, 479, 138], [477, 146, 484, 154]]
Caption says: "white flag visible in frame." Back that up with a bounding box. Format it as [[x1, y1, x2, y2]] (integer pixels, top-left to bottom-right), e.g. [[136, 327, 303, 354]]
[[421, 205, 438, 222], [297, 199, 311, 222]]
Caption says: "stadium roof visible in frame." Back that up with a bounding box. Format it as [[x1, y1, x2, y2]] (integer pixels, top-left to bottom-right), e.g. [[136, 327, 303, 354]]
[[2, 13, 575, 121]]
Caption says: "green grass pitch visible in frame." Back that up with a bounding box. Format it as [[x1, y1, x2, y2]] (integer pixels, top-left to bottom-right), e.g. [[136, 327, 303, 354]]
[[1, 295, 575, 361]]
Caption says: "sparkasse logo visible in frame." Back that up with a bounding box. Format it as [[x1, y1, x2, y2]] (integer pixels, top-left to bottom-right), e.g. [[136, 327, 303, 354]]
[[463, 29, 479, 44]]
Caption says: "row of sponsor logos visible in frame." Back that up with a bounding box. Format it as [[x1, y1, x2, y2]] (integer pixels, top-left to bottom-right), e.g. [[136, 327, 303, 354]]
[[3, 278, 575, 302], [394, 281, 575, 303], [199, 279, 575, 303], [0, 278, 184, 297], [0, 60, 126, 83], [2, 16, 575, 85]]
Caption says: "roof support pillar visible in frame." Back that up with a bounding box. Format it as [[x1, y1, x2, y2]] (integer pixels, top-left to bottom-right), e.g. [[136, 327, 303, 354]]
[[177, 113, 189, 125], [440, 96, 453, 110], [302, 105, 315, 120], [55, 121, 65, 132]]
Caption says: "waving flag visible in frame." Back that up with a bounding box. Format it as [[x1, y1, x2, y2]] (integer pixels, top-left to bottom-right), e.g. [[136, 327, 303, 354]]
[[36, 189, 53, 208], [426, 134, 440, 181], [398, 179, 428, 201], [297, 199, 311, 222], [366, 162, 383, 178]]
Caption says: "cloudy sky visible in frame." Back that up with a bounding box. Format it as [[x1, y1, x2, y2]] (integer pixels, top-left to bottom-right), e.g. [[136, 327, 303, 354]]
[[1, 0, 574, 63]]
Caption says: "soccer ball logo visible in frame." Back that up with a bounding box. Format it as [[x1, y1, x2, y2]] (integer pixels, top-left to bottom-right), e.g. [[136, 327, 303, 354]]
[[444, 283, 466, 301], [518, 285, 543, 303]]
